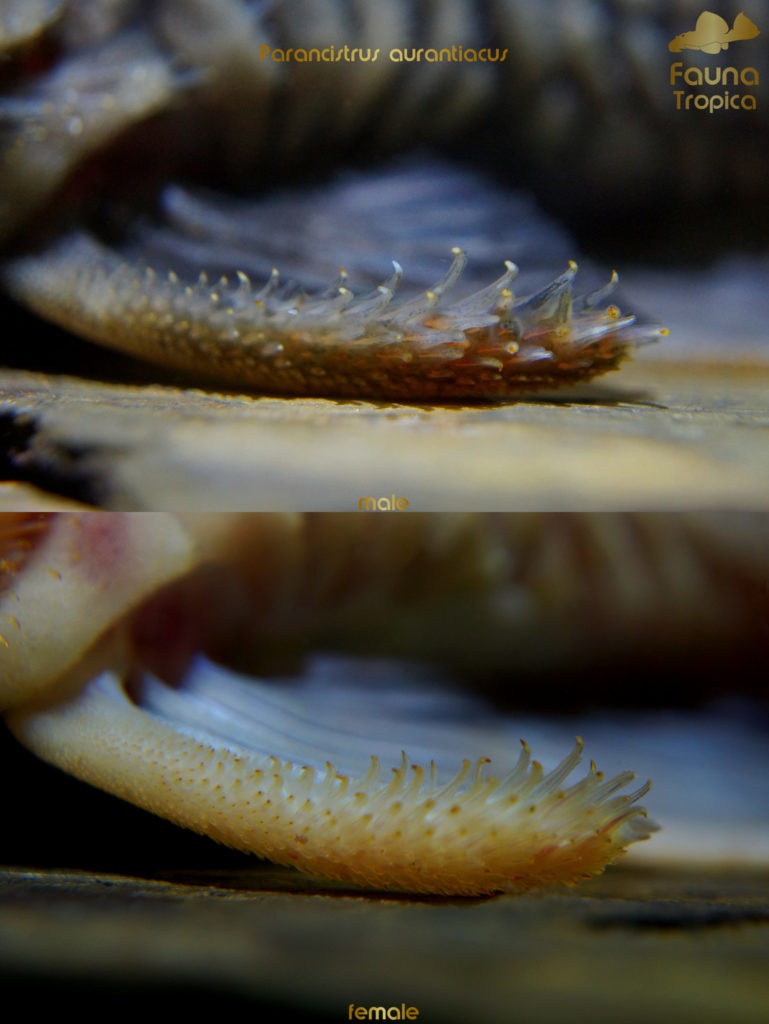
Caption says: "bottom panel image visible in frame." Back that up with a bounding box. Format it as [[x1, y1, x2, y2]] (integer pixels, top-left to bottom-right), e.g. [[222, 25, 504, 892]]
[[1, 511, 768, 1021]]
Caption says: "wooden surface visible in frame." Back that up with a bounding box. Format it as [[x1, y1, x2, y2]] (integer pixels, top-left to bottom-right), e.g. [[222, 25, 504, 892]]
[[2, 356, 768, 510], [2, 862, 768, 1022]]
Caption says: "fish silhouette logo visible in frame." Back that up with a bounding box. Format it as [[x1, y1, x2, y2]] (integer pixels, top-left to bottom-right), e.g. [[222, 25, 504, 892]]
[[669, 11, 760, 52]]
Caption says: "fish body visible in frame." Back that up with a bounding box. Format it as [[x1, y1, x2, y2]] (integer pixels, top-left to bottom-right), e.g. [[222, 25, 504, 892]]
[[0, 511, 668, 894]]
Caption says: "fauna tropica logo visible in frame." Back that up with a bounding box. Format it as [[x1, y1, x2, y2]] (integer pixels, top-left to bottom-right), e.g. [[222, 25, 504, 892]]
[[669, 11, 761, 111], [669, 11, 759, 52]]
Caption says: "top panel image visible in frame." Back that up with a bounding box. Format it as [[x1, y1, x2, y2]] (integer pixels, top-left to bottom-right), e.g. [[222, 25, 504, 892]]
[[0, 0, 767, 510]]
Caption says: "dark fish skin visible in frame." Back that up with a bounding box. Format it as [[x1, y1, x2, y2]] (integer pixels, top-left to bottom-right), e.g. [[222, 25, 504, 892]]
[[1, 0, 767, 244]]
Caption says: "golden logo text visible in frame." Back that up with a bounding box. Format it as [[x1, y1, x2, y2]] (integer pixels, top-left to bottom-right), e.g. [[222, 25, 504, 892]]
[[670, 61, 759, 111], [347, 1006, 419, 1021], [258, 45, 508, 64], [358, 496, 410, 511]]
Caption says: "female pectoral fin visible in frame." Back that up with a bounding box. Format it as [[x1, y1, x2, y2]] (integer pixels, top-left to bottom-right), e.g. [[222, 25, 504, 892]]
[[6, 658, 656, 897], [0, 512, 195, 711]]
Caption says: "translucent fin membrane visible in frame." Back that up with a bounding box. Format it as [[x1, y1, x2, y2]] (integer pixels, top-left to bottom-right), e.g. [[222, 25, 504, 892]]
[[134, 655, 516, 779], [3, 233, 666, 399]]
